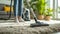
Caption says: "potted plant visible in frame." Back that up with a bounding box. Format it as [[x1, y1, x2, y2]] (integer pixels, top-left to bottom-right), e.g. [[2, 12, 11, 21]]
[[36, 0, 46, 20], [44, 8, 53, 21]]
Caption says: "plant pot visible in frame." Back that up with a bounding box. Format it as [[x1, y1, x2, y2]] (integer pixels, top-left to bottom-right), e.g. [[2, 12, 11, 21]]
[[38, 15, 44, 20], [45, 16, 51, 21]]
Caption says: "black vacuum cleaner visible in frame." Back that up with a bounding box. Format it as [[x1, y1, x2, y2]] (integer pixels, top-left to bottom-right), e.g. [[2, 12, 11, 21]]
[[0, 0, 12, 20], [26, 0, 49, 27]]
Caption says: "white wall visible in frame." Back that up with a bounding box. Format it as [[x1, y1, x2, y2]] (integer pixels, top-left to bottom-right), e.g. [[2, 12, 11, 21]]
[[0, 0, 14, 5]]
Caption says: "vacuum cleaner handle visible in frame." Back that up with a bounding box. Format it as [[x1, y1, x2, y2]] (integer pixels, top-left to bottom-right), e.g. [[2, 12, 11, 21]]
[[26, 1, 38, 22], [30, 8, 37, 21]]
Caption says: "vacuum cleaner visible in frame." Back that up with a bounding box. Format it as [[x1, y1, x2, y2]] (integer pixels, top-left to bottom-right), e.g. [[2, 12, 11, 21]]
[[0, 0, 12, 20], [30, 8, 49, 27], [26, 0, 49, 27]]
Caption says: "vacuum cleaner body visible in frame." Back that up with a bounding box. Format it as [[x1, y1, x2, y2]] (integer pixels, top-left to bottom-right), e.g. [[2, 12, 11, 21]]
[[23, 8, 30, 21], [25, 0, 49, 27]]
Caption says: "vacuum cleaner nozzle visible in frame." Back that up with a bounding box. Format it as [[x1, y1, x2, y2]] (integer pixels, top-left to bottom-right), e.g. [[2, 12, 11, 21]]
[[30, 21, 49, 27]]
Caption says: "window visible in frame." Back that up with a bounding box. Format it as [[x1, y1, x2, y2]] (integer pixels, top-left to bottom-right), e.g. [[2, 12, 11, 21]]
[[57, 0, 60, 19], [53, 0, 60, 19], [46, 0, 53, 19], [51, 0, 60, 20], [46, 0, 60, 19]]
